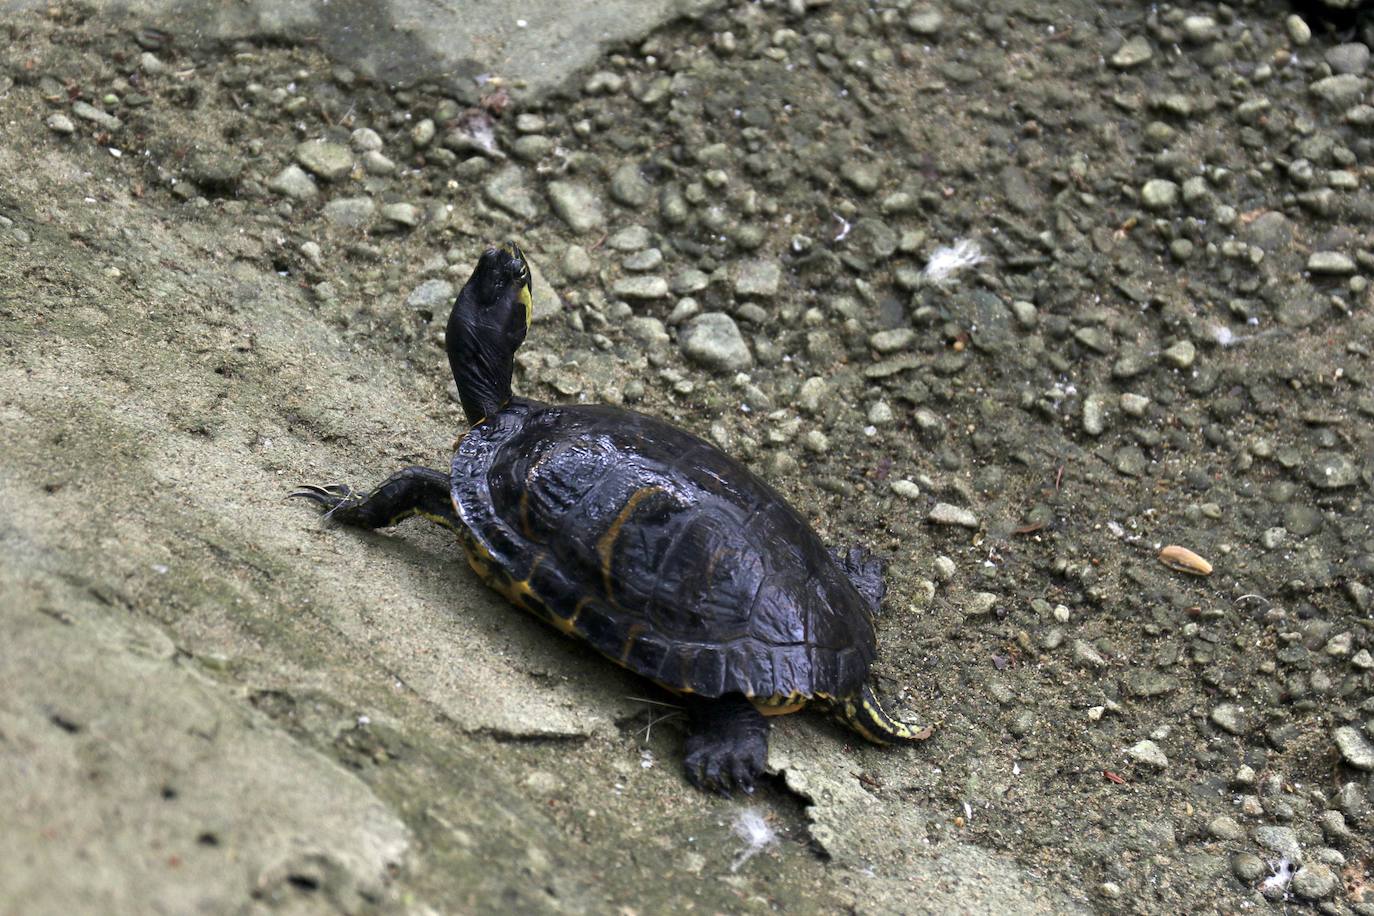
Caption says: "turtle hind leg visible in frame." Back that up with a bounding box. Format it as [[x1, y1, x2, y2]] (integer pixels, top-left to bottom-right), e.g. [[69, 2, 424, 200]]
[[830, 545, 887, 614], [289, 466, 458, 531], [833, 682, 931, 745], [682, 694, 769, 795]]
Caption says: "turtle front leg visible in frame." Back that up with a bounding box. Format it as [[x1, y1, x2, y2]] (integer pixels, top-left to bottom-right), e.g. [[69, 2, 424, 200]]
[[290, 466, 458, 531], [682, 694, 769, 795]]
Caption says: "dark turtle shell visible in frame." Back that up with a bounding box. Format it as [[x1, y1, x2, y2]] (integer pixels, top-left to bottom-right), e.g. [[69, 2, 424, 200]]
[[450, 398, 878, 701]]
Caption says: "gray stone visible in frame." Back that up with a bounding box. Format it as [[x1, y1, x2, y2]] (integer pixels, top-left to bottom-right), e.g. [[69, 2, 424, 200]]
[[266, 164, 319, 200], [1310, 74, 1368, 108], [1119, 393, 1150, 417], [733, 259, 782, 298], [1326, 43, 1371, 75], [1293, 863, 1338, 900], [1125, 740, 1168, 769], [1072, 640, 1106, 668], [794, 377, 830, 417], [1243, 211, 1293, 252], [1180, 15, 1219, 43], [411, 118, 436, 148], [1334, 725, 1374, 770], [1210, 703, 1249, 735], [322, 196, 376, 229], [1140, 179, 1178, 211], [46, 113, 75, 135], [1287, 14, 1312, 46], [890, 479, 921, 500], [1310, 453, 1360, 489], [1111, 36, 1154, 69], [1253, 825, 1302, 862], [484, 166, 541, 221], [611, 276, 668, 300], [510, 134, 555, 162], [1232, 852, 1266, 883], [607, 226, 651, 251], [906, 8, 944, 36], [870, 328, 914, 353], [294, 139, 353, 181], [928, 503, 979, 528], [349, 127, 383, 151], [851, 218, 898, 260], [361, 150, 396, 175], [610, 163, 653, 208], [71, 100, 122, 131], [964, 593, 997, 616], [405, 278, 455, 313], [626, 316, 669, 347], [622, 248, 663, 272], [547, 181, 604, 233], [185, 151, 243, 191], [380, 202, 420, 227], [1082, 393, 1109, 436], [671, 269, 710, 295], [1161, 339, 1196, 369], [561, 245, 593, 280], [1308, 251, 1356, 274], [679, 312, 752, 372], [1207, 816, 1243, 841], [840, 160, 882, 194]]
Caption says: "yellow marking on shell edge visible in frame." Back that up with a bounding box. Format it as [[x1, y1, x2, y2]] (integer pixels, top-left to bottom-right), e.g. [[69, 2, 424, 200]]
[[753, 690, 808, 717], [547, 596, 590, 636], [596, 486, 663, 598]]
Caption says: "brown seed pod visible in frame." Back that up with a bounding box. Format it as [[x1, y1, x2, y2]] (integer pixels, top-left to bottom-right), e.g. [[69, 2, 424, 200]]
[[1158, 545, 1213, 576]]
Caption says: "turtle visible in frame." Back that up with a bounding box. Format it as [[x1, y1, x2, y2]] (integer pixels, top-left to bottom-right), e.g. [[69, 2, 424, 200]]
[[291, 242, 929, 793]]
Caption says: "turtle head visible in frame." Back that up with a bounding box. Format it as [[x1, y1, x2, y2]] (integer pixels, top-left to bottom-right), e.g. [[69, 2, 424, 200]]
[[447, 241, 533, 425]]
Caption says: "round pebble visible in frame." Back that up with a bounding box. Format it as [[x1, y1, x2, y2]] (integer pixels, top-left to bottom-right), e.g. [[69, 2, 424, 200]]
[[679, 312, 752, 373]]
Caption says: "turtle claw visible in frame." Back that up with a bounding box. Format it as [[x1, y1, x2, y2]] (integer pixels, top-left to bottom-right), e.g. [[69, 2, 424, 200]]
[[684, 730, 765, 796], [287, 483, 360, 521]]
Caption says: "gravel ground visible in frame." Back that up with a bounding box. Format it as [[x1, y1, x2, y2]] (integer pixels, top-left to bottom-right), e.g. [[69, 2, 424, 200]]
[[2, 1, 1373, 913]]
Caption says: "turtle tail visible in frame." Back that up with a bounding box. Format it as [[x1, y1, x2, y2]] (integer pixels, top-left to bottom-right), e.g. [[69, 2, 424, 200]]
[[834, 682, 931, 745]]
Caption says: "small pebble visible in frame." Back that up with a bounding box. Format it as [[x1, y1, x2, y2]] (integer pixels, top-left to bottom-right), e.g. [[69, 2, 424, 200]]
[[1333, 726, 1374, 770], [1308, 251, 1356, 275], [1210, 703, 1249, 735], [46, 113, 75, 135], [1125, 739, 1168, 769], [1293, 863, 1338, 900], [294, 139, 353, 181], [679, 312, 752, 373], [1208, 816, 1244, 841], [1111, 36, 1154, 69], [1253, 825, 1301, 861], [1141, 179, 1179, 211], [890, 479, 921, 500], [1286, 14, 1312, 47], [1161, 339, 1196, 369], [964, 592, 997, 616], [931, 556, 956, 581], [927, 503, 979, 528]]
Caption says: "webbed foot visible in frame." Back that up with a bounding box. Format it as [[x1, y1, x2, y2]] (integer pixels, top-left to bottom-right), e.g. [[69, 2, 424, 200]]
[[683, 694, 769, 795]]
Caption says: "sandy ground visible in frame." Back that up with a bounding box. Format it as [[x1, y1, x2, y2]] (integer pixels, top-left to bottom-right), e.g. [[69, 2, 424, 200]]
[[2, 1, 1372, 913]]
